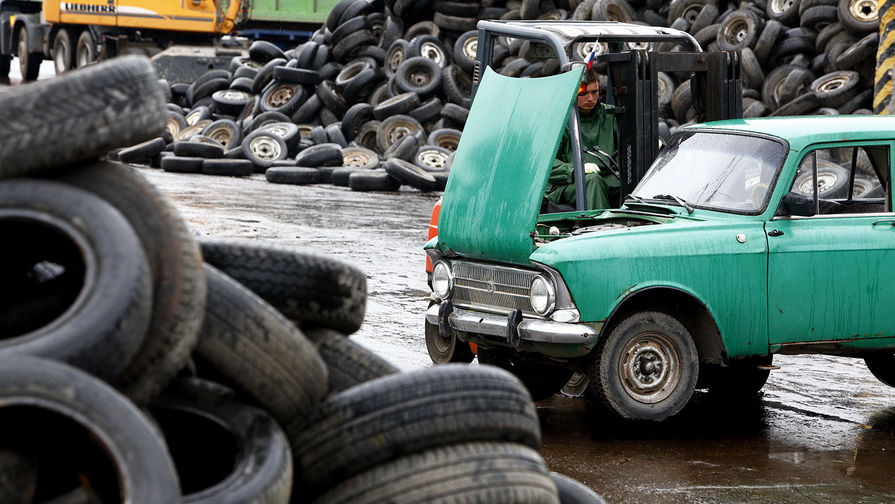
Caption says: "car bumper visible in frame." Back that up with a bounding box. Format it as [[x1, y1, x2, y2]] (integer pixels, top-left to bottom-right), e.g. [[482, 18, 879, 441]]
[[425, 302, 599, 357]]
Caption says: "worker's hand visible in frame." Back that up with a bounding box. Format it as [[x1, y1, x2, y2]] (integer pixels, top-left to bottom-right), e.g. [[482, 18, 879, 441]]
[[584, 162, 600, 174]]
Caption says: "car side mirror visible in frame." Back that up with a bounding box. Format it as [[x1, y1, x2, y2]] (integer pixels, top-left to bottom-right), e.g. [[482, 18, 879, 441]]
[[779, 192, 815, 217]]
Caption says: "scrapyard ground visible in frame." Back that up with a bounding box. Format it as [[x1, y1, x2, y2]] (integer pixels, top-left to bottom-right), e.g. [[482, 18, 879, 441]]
[[140, 167, 895, 504]]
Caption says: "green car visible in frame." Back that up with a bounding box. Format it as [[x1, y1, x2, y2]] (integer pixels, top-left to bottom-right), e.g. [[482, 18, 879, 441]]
[[425, 66, 895, 421]]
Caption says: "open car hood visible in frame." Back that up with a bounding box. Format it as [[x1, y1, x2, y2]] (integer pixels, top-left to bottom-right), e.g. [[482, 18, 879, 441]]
[[437, 66, 581, 265]]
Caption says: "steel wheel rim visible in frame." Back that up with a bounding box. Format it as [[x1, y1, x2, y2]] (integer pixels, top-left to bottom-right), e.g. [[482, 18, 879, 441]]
[[207, 127, 233, 146], [249, 136, 282, 160], [420, 42, 445, 66], [344, 151, 374, 167], [770, 0, 794, 14], [462, 37, 478, 60], [54, 38, 70, 73], [724, 19, 749, 45], [267, 86, 294, 108], [817, 75, 848, 93], [418, 150, 448, 169], [387, 50, 405, 72], [618, 332, 680, 404], [850, 0, 878, 21], [386, 122, 414, 144], [263, 124, 290, 138]]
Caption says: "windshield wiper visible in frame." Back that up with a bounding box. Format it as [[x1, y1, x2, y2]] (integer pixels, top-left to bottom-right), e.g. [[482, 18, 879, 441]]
[[625, 193, 646, 203], [653, 194, 694, 214]]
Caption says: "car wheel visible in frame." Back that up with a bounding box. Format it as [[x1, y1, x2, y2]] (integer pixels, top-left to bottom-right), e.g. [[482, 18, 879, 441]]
[[560, 372, 590, 397], [424, 302, 474, 364], [477, 348, 574, 401], [793, 160, 849, 196], [588, 311, 699, 421], [704, 355, 773, 396], [864, 354, 895, 387]]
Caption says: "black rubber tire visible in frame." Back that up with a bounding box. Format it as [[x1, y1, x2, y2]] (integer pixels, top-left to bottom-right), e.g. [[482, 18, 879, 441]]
[[118, 137, 168, 164], [409, 34, 449, 69], [414, 145, 452, 171], [810, 70, 860, 108], [864, 354, 895, 388], [325, 123, 348, 147], [793, 160, 849, 195], [290, 364, 541, 488], [753, 19, 783, 64], [424, 304, 474, 364], [331, 15, 368, 46], [704, 355, 773, 397], [693, 23, 721, 47], [800, 5, 839, 30], [551, 472, 607, 504], [453, 30, 478, 73], [767, 35, 815, 69], [255, 121, 301, 155], [670, 80, 693, 123], [292, 94, 324, 123], [667, 0, 708, 24], [304, 327, 399, 394], [342, 146, 380, 169], [265, 166, 323, 184], [385, 39, 411, 77], [839, 0, 878, 34], [0, 56, 166, 178], [838, 87, 872, 114], [333, 30, 376, 62], [212, 89, 254, 116], [331, 166, 364, 186], [202, 119, 242, 149], [588, 311, 699, 421], [52, 27, 75, 74], [591, 0, 637, 22], [0, 356, 180, 502], [326, 0, 357, 32], [202, 158, 254, 177], [173, 140, 225, 159], [196, 264, 328, 427], [348, 169, 402, 191], [395, 56, 442, 96], [688, 3, 719, 34], [441, 102, 469, 125], [249, 40, 286, 63], [241, 130, 289, 170], [335, 62, 380, 101], [273, 65, 319, 86], [384, 157, 437, 191], [766, 0, 799, 25], [769, 92, 820, 116], [341, 103, 374, 141], [373, 91, 421, 120], [162, 156, 205, 173], [148, 378, 292, 503], [52, 160, 205, 403], [199, 240, 367, 334], [311, 441, 558, 504], [835, 32, 878, 68], [296, 142, 344, 167], [75, 29, 97, 68], [382, 135, 419, 162], [354, 120, 382, 151], [15, 27, 40, 82], [260, 81, 307, 116], [188, 77, 229, 106], [427, 128, 462, 150], [316, 80, 350, 116], [761, 64, 799, 110], [477, 348, 574, 401], [0, 179, 152, 382], [776, 67, 815, 106], [408, 96, 443, 124], [251, 58, 287, 95], [433, 11, 479, 31], [377, 114, 424, 152], [716, 9, 763, 51]]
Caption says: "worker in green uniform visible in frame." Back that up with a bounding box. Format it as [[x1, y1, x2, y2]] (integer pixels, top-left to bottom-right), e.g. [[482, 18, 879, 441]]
[[545, 68, 619, 210]]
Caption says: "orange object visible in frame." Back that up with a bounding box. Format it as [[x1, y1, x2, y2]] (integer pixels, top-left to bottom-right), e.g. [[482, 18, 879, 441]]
[[424, 197, 442, 273]]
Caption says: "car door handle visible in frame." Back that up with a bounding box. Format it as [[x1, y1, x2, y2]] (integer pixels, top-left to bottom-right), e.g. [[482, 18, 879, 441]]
[[768, 229, 784, 237], [872, 219, 895, 226]]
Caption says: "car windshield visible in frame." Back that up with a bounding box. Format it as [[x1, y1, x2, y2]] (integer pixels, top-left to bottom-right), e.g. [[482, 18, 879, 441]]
[[632, 131, 787, 214]]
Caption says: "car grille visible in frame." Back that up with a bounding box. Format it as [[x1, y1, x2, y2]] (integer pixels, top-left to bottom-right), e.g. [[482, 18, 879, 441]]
[[451, 261, 537, 315]]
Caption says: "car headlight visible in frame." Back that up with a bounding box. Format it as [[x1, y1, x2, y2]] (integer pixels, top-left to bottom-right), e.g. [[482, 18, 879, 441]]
[[432, 261, 453, 299], [529, 275, 556, 316]]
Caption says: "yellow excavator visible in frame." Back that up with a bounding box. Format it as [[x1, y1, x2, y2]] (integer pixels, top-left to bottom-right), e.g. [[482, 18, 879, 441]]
[[1, 0, 335, 81]]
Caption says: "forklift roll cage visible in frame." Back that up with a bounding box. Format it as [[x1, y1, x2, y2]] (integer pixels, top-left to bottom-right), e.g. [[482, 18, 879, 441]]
[[471, 20, 742, 210]]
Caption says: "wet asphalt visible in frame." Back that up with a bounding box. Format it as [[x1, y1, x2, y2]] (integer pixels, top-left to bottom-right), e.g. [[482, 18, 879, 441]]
[[142, 168, 895, 504]]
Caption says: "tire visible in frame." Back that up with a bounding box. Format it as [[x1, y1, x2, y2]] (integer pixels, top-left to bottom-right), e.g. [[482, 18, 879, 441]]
[[373, 91, 421, 120], [202, 158, 253, 177], [316, 80, 349, 116], [196, 265, 328, 427], [762, 65, 800, 109], [864, 354, 895, 387], [716, 9, 763, 51], [384, 158, 437, 191], [75, 29, 97, 68], [414, 145, 452, 171], [382, 135, 419, 162], [0, 179, 152, 382], [0, 56, 166, 179], [385, 39, 411, 77], [560, 372, 590, 397], [477, 348, 574, 401], [377, 114, 424, 152], [15, 27, 40, 82], [290, 364, 542, 488], [249, 40, 286, 63], [354, 120, 381, 151], [52, 160, 206, 404], [148, 378, 292, 504], [251, 58, 287, 95], [348, 169, 402, 191], [202, 119, 242, 149], [265, 166, 322, 184], [667, 0, 709, 24], [410, 34, 450, 68], [704, 355, 772, 396], [334, 62, 380, 101], [188, 77, 229, 106], [273, 66, 319, 86], [52, 28, 75, 75], [441, 102, 469, 125], [800, 5, 838, 31], [427, 128, 462, 150], [331, 15, 367, 46], [325, 123, 348, 147], [810, 70, 860, 108], [260, 81, 306, 116], [591, 0, 637, 22], [332, 30, 376, 62], [162, 156, 205, 173], [753, 19, 783, 64], [670, 80, 692, 123], [173, 140, 225, 159], [395, 56, 442, 96], [241, 130, 288, 170], [341, 103, 374, 141], [296, 142, 344, 167], [313, 442, 559, 504], [587, 311, 699, 421], [688, 4, 719, 34], [118, 137, 168, 164], [769, 92, 820, 116], [793, 159, 849, 195], [425, 306, 474, 364], [835, 32, 877, 69], [453, 30, 478, 73], [0, 356, 180, 502], [839, 0, 878, 34], [199, 240, 367, 334], [551, 472, 607, 504], [776, 67, 815, 106], [409, 96, 443, 123], [766, 0, 799, 25], [256, 121, 301, 155]]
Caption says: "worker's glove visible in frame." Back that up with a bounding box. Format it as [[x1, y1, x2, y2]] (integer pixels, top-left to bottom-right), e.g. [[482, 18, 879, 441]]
[[584, 162, 600, 174]]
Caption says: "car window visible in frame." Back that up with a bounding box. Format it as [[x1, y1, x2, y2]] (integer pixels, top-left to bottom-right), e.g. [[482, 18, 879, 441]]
[[785, 145, 889, 216]]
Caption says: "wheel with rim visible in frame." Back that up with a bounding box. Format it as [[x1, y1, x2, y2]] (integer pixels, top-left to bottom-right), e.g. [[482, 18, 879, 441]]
[[53, 28, 76, 75], [76, 29, 97, 68], [717, 9, 762, 51], [588, 311, 698, 421], [424, 302, 474, 364], [453, 30, 478, 73], [241, 130, 288, 170], [477, 348, 574, 401], [414, 145, 451, 171], [16, 27, 41, 81], [341, 146, 379, 169], [766, 0, 799, 25], [376, 114, 424, 152], [810, 71, 860, 108], [793, 160, 849, 196], [839, 0, 878, 34], [704, 355, 772, 396], [560, 372, 589, 397]]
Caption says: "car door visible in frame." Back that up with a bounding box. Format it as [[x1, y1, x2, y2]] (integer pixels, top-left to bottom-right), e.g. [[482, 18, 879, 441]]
[[767, 141, 895, 347]]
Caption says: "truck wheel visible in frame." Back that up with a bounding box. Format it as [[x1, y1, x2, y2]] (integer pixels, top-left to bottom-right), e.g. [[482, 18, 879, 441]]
[[53, 28, 76, 75], [588, 311, 699, 421], [477, 348, 574, 401], [75, 30, 97, 68], [864, 354, 895, 387], [16, 28, 41, 82]]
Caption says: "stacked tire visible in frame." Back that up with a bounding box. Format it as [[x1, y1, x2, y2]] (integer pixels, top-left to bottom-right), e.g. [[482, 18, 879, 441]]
[[1, 56, 602, 503]]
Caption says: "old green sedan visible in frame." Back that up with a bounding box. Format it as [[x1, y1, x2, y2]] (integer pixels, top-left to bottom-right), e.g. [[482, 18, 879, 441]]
[[425, 67, 895, 421]]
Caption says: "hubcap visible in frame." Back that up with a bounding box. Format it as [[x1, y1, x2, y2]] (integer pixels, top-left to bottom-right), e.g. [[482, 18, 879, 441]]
[[618, 332, 680, 404], [249, 136, 282, 160]]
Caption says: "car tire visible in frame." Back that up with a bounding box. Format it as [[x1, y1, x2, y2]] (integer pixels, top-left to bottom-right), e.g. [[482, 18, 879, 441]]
[[424, 306, 474, 365], [199, 240, 367, 334], [202, 158, 254, 177], [241, 130, 288, 170], [377, 115, 424, 152], [304, 328, 399, 393], [704, 355, 773, 396], [342, 146, 380, 169], [348, 169, 402, 191], [864, 354, 895, 387], [477, 348, 574, 401], [373, 91, 421, 120], [0, 179, 152, 382], [551, 472, 607, 504], [384, 158, 437, 191], [290, 364, 542, 488], [838, 0, 878, 34], [588, 311, 699, 421], [260, 81, 307, 116], [414, 145, 452, 171]]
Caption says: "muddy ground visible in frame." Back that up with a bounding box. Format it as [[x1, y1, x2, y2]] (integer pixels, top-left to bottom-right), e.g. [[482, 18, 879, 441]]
[[141, 168, 895, 504]]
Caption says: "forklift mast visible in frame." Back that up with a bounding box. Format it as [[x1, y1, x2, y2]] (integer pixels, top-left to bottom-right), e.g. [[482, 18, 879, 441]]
[[601, 49, 743, 200]]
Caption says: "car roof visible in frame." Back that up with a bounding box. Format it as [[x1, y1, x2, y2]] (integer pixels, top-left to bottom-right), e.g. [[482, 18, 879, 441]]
[[476, 20, 701, 52], [689, 115, 895, 152]]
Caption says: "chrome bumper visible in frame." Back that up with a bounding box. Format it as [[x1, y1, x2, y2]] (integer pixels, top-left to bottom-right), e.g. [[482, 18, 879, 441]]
[[425, 303, 598, 346]]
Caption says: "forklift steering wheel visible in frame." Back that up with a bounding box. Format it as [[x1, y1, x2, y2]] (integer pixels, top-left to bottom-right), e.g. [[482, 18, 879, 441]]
[[583, 146, 621, 181]]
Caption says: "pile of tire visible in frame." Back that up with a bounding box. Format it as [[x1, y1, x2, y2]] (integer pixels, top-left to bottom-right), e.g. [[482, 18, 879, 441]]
[[1, 56, 605, 504]]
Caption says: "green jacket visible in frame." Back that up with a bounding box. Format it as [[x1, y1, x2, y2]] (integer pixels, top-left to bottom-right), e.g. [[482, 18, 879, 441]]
[[545, 103, 619, 208]]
